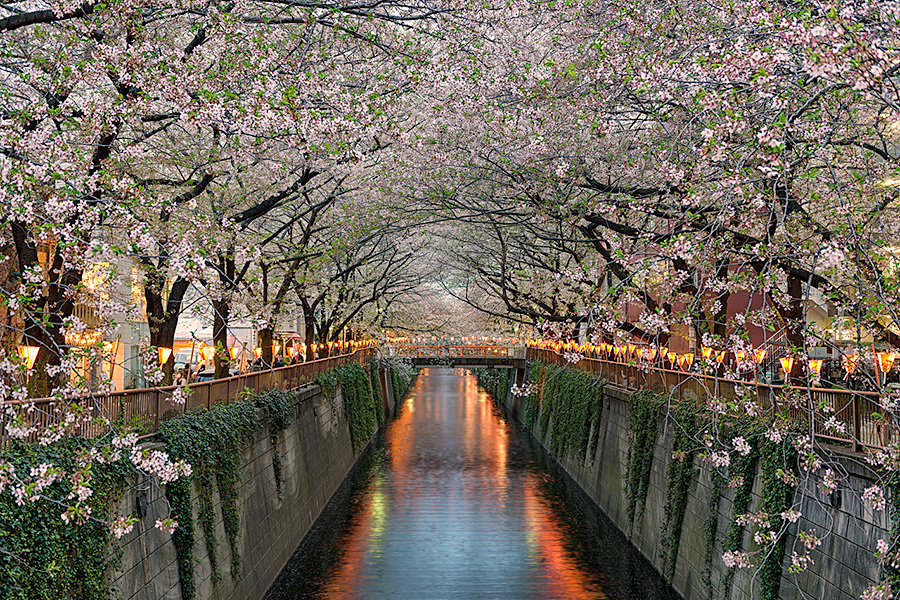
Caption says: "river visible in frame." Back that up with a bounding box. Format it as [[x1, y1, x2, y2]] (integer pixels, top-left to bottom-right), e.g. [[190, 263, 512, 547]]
[[266, 368, 680, 600]]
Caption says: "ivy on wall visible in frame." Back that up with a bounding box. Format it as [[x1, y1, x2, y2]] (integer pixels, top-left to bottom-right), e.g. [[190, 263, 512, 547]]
[[702, 466, 726, 598], [253, 389, 293, 498], [757, 436, 799, 600], [333, 362, 380, 453], [516, 360, 804, 600], [624, 390, 665, 528], [522, 363, 543, 431], [368, 359, 385, 430], [159, 400, 261, 598], [519, 361, 604, 463], [0, 438, 134, 600], [662, 400, 702, 580], [719, 417, 799, 600], [476, 367, 511, 405], [389, 360, 416, 402]]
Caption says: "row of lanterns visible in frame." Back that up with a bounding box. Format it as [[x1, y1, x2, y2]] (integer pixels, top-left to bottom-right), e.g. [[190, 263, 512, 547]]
[[14, 338, 378, 372], [526, 340, 896, 379]]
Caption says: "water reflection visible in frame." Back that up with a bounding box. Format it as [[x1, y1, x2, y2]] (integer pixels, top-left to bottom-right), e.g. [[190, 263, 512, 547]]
[[267, 368, 680, 600]]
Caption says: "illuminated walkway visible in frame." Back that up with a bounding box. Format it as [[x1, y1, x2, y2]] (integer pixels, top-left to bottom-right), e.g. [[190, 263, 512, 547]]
[[266, 368, 679, 600]]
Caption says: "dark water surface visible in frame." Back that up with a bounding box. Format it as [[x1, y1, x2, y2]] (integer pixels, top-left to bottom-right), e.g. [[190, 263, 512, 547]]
[[266, 368, 681, 600]]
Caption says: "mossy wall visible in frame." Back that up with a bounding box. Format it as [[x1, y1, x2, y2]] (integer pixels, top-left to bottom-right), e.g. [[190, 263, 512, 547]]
[[112, 366, 389, 600], [501, 364, 887, 600]]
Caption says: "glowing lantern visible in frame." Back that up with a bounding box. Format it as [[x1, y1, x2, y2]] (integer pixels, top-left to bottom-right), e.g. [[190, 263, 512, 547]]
[[716, 351, 727, 364], [230, 346, 241, 359], [808, 359, 824, 376], [677, 354, 686, 368], [780, 357, 794, 377], [754, 349, 767, 364], [273, 343, 281, 356], [734, 350, 746, 362], [660, 348, 669, 361], [16, 345, 40, 370], [876, 352, 896, 376], [254, 347, 262, 359], [684, 353, 694, 369], [645, 347, 657, 361], [157, 347, 172, 365], [627, 344, 636, 358], [701, 346, 713, 360], [200, 346, 214, 361]]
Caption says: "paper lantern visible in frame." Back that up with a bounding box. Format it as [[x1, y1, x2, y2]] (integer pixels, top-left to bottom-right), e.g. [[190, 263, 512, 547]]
[[157, 347, 172, 365], [16, 345, 39, 370], [780, 357, 794, 376]]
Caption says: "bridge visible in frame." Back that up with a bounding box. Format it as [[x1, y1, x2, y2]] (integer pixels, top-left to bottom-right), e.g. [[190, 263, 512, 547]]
[[388, 344, 526, 369]]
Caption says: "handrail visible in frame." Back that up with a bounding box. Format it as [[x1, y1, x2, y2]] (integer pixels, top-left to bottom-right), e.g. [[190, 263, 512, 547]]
[[527, 347, 888, 453], [1, 348, 373, 445], [392, 345, 514, 357]]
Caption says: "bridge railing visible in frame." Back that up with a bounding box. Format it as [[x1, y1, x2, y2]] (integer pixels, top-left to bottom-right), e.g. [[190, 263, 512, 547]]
[[527, 347, 888, 452], [393, 345, 515, 358], [1, 348, 373, 445]]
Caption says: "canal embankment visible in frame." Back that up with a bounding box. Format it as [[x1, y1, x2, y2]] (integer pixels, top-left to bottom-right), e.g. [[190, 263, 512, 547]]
[[490, 362, 887, 600], [111, 361, 409, 600]]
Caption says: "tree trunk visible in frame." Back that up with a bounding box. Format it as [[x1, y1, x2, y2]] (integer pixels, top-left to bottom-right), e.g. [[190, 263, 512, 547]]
[[212, 298, 230, 379], [258, 327, 273, 367], [144, 275, 189, 385]]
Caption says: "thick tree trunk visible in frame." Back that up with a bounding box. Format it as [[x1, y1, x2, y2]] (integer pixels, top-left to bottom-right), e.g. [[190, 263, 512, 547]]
[[258, 327, 273, 367], [304, 321, 316, 362], [144, 275, 189, 385], [212, 298, 230, 379]]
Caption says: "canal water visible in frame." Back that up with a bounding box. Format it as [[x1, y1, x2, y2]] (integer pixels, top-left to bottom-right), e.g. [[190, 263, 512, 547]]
[[266, 368, 680, 600]]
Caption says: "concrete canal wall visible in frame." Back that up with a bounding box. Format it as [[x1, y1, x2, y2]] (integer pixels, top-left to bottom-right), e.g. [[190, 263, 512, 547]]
[[112, 367, 399, 600], [503, 373, 887, 600]]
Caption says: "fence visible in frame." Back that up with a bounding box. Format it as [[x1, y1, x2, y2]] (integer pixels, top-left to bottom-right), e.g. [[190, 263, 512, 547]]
[[1, 348, 373, 445], [527, 347, 889, 453]]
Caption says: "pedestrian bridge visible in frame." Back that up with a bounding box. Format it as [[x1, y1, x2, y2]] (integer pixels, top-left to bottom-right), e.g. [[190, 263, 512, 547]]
[[388, 345, 526, 369]]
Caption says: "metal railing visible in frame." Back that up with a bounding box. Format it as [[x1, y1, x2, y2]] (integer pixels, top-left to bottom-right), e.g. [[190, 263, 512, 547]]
[[527, 347, 889, 452], [1, 348, 373, 444], [393, 345, 514, 358]]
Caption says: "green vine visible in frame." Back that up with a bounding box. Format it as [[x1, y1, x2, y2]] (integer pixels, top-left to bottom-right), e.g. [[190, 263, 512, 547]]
[[476, 367, 511, 405], [662, 400, 702, 580], [334, 362, 379, 453], [0, 437, 134, 600], [389, 361, 416, 401], [522, 363, 543, 431], [721, 418, 762, 598], [624, 390, 665, 528], [253, 389, 294, 498], [757, 436, 798, 600], [159, 400, 260, 598], [517, 361, 603, 461], [368, 360, 386, 430]]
